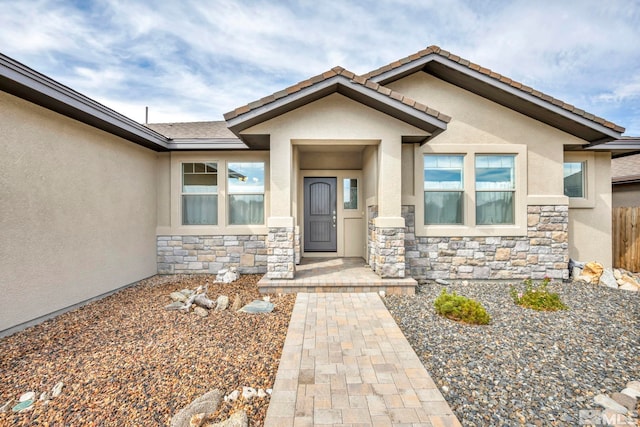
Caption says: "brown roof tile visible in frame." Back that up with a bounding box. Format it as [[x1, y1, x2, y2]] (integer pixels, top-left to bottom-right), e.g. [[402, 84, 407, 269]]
[[612, 152, 640, 180], [224, 64, 450, 125], [363, 45, 624, 133]]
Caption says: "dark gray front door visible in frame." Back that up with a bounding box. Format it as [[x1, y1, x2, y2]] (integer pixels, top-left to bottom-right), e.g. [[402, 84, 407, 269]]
[[304, 177, 337, 252]]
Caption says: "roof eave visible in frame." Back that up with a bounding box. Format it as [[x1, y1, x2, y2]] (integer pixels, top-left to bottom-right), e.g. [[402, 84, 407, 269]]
[[0, 53, 169, 152], [166, 138, 248, 150], [370, 54, 622, 143], [225, 75, 448, 147]]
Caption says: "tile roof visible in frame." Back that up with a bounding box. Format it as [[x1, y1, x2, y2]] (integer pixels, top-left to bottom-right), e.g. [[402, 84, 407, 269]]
[[145, 121, 236, 139], [363, 45, 625, 134], [223, 66, 451, 124]]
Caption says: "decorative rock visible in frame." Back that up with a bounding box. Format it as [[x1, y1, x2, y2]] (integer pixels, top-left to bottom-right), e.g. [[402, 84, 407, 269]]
[[378, 290, 386, 298], [189, 413, 206, 427], [170, 292, 188, 302], [224, 390, 240, 402], [594, 393, 627, 414], [194, 307, 208, 317], [165, 301, 185, 311], [611, 392, 637, 411], [209, 410, 248, 427], [12, 399, 34, 412], [231, 294, 242, 311], [627, 381, 640, 393], [170, 389, 222, 427], [266, 388, 272, 395], [262, 296, 270, 302], [242, 387, 257, 400], [613, 269, 623, 280], [571, 267, 582, 280], [257, 388, 267, 398], [620, 283, 639, 292], [0, 399, 13, 413], [436, 279, 450, 286], [19, 391, 35, 402], [194, 294, 214, 309], [51, 381, 64, 398], [581, 262, 604, 284], [215, 295, 229, 311], [215, 268, 238, 284], [598, 268, 618, 289], [621, 387, 640, 398], [239, 300, 274, 314], [39, 392, 48, 401], [601, 409, 635, 426]]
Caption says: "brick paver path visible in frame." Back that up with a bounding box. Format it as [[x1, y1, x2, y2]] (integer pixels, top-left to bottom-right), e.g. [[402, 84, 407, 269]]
[[264, 293, 461, 426]]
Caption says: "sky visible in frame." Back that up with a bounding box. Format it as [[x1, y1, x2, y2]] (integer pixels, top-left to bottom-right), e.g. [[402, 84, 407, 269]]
[[1, 0, 639, 135]]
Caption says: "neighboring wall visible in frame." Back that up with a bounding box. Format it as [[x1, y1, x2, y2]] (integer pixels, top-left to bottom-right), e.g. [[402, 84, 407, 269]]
[[613, 183, 640, 208], [0, 91, 158, 334]]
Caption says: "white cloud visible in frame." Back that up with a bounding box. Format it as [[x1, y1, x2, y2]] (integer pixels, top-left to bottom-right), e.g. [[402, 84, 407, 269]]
[[0, 0, 638, 133]]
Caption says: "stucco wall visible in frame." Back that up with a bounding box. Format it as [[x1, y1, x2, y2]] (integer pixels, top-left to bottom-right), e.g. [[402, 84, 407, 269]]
[[613, 183, 640, 208], [568, 152, 612, 266], [0, 91, 158, 333]]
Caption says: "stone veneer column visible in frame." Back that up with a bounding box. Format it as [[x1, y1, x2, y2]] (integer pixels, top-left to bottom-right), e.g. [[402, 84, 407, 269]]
[[374, 226, 406, 278], [267, 217, 296, 279]]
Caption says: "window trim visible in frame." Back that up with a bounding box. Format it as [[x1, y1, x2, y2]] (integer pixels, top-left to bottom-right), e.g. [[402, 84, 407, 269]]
[[415, 144, 527, 237], [564, 152, 595, 208], [166, 152, 269, 235]]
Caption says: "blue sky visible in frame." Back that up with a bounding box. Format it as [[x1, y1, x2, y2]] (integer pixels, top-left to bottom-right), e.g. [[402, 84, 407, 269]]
[[1, 0, 639, 135]]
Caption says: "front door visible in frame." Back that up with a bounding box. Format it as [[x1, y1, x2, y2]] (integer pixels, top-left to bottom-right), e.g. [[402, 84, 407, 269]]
[[304, 177, 337, 252]]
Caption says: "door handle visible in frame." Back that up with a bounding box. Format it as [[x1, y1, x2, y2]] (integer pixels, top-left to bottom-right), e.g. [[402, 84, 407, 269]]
[[332, 215, 336, 227]]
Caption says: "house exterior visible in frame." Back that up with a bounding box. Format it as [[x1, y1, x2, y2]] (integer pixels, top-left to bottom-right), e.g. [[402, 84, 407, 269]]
[[0, 46, 626, 334]]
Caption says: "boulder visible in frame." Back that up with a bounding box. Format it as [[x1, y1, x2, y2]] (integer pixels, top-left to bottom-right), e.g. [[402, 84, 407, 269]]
[[598, 268, 618, 289], [239, 300, 274, 314], [194, 307, 208, 317], [611, 392, 637, 411], [621, 387, 640, 398], [231, 294, 242, 311], [215, 268, 238, 284], [241, 387, 257, 400], [209, 411, 248, 427], [165, 301, 185, 311], [578, 262, 604, 284], [170, 390, 222, 427], [627, 381, 640, 393], [618, 275, 640, 289], [11, 400, 33, 413], [593, 393, 627, 414], [19, 392, 35, 402], [613, 269, 623, 280], [215, 295, 229, 311], [170, 292, 188, 302], [620, 282, 639, 292], [51, 381, 64, 398]]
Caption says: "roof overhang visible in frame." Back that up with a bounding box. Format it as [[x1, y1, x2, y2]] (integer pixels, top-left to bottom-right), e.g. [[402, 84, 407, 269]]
[[225, 74, 448, 149], [0, 53, 170, 152], [166, 138, 248, 150], [584, 138, 640, 158], [370, 54, 622, 143]]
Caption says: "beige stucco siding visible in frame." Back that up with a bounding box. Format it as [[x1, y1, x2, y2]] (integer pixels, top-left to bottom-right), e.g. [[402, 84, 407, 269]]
[[244, 93, 427, 220], [0, 91, 158, 333], [388, 73, 584, 199], [568, 152, 612, 265]]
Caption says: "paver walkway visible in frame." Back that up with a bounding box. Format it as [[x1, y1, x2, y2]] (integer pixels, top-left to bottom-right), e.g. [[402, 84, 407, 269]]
[[264, 293, 461, 426]]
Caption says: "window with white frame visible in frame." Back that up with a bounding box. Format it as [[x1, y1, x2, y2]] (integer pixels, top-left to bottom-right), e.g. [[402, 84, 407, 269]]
[[228, 162, 265, 225], [182, 162, 218, 225], [423, 155, 464, 224], [563, 161, 585, 198], [475, 155, 515, 225]]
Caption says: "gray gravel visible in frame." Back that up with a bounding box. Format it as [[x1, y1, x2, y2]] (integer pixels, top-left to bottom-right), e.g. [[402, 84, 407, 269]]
[[385, 281, 640, 426]]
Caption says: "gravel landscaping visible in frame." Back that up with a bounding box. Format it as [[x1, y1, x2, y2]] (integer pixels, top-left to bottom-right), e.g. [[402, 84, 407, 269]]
[[0, 274, 295, 426], [385, 280, 639, 426]]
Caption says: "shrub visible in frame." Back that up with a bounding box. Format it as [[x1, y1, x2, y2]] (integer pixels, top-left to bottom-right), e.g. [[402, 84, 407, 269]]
[[510, 277, 568, 311], [434, 289, 491, 325]]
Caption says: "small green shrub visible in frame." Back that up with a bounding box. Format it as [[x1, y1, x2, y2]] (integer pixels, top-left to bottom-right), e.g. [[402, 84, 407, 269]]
[[434, 289, 491, 325], [510, 277, 568, 311]]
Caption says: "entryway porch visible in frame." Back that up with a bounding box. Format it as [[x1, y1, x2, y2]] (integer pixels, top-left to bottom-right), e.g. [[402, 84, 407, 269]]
[[257, 257, 416, 295]]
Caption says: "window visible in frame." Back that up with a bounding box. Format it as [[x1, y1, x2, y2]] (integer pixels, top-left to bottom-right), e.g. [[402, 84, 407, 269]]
[[228, 162, 264, 225], [343, 178, 358, 209], [564, 161, 584, 198], [424, 155, 464, 224], [475, 155, 515, 225], [182, 162, 218, 225]]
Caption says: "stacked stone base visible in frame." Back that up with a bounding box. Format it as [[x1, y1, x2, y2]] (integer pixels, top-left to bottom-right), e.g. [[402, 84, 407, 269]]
[[403, 205, 569, 281], [157, 235, 266, 274]]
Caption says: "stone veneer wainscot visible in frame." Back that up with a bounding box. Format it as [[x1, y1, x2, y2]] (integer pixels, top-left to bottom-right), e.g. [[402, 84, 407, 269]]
[[157, 235, 267, 274], [403, 205, 569, 281]]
